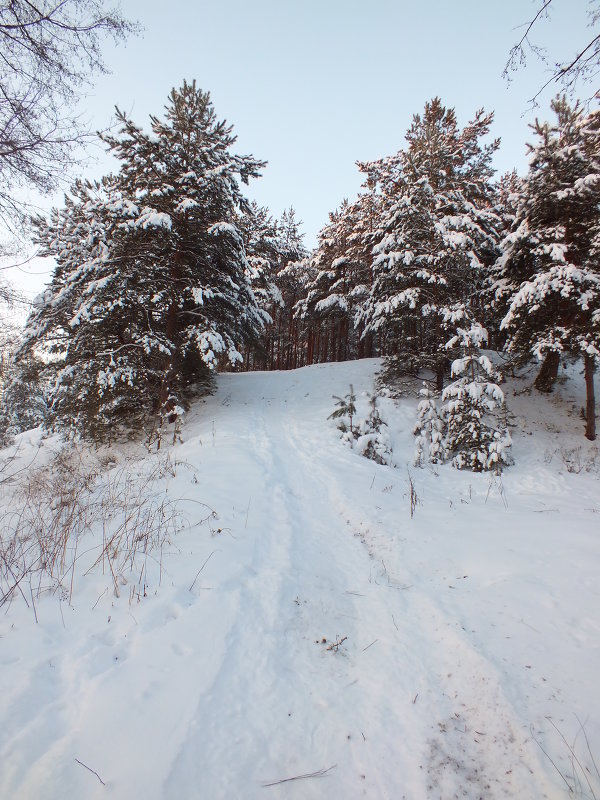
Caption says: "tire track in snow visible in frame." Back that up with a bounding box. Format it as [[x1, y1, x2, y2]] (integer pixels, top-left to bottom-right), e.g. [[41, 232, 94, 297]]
[[163, 406, 307, 797], [164, 377, 426, 797]]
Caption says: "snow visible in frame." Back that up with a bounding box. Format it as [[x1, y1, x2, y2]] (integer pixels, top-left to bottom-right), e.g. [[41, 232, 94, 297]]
[[137, 208, 173, 230], [315, 293, 348, 313], [0, 358, 599, 799], [208, 221, 239, 238], [175, 198, 200, 213]]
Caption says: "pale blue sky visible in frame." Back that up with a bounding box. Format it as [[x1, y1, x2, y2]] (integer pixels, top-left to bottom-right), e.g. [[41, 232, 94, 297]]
[[6, 0, 596, 297]]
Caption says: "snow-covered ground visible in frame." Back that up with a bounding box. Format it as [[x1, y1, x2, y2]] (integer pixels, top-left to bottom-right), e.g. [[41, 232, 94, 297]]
[[0, 358, 598, 799]]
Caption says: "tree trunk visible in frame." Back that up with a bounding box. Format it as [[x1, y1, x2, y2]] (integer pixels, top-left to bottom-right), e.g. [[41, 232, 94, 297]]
[[436, 362, 445, 392], [534, 351, 560, 392], [584, 353, 596, 441]]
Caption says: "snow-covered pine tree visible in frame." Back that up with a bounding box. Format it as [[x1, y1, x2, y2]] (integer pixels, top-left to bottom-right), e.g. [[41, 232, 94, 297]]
[[298, 200, 357, 364], [0, 353, 47, 443], [442, 318, 512, 472], [497, 97, 600, 439], [357, 99, 501, 389], [19, 81, 267, 441], [22, 177, 137, 438], [353, 394, 393, 465]]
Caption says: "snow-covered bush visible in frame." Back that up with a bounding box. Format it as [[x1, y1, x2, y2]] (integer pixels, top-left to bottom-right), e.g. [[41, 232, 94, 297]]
[[330, 388, 393, 465]]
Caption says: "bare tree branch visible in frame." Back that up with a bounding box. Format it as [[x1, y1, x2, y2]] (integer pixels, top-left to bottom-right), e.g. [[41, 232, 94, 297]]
[[0, 1, 139, 239], [504, 0, 600, 106]]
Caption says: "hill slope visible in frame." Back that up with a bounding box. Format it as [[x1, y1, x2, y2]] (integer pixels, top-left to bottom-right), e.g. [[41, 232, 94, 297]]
[[0, 358, 598, 799]]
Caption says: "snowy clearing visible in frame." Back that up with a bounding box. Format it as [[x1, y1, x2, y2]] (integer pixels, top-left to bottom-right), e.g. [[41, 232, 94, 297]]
[[1, 358, 599, 799]]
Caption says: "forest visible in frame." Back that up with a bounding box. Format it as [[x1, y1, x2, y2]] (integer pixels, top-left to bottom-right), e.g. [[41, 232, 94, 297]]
[[1, 79, 597, 471]]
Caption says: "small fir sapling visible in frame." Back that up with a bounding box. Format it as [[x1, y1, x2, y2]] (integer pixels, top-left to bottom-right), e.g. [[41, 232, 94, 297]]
[[328, 384, 357, 434], [413, 384, 446, 466], [355, 394, 393, 465], [442, 322, 512, 472]]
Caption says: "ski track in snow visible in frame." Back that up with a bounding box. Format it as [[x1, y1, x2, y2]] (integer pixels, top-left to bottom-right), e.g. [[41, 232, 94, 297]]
[[1, 359, 598, 799]]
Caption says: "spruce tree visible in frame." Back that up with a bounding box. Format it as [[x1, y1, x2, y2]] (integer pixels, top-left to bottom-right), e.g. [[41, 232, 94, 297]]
[[19, 81, 267, 440], [413, 384, 445, 466], [441, 321, 511, 472]]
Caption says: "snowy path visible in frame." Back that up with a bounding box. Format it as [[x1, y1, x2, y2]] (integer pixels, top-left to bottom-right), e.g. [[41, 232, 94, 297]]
[[1, 360, 598, 799], [162, 365, 556, 798]]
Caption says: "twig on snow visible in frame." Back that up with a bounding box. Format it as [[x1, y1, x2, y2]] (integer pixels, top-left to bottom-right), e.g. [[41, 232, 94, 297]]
[[189, 550, 220, 592], [263, 764, 337, 787], [75, 758, 106, 786], [362, 639, 378, 652], [92, 587, 108, 610]]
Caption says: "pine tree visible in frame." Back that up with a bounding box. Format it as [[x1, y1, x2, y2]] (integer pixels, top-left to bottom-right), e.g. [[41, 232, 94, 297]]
[[498, 97, 600, 439], [0, 353, 47, 443], [357, 99, 501, 388], [354, 394, 393, 465], [0, 320, 47, 442], [19, 81, 267, 440]]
